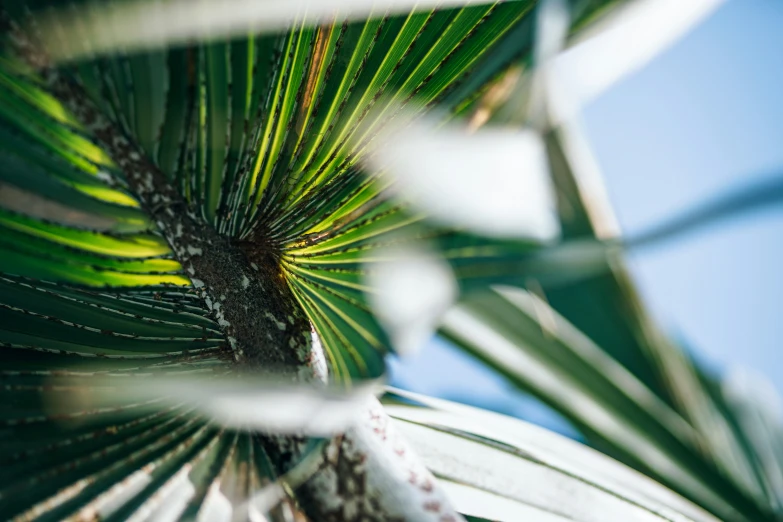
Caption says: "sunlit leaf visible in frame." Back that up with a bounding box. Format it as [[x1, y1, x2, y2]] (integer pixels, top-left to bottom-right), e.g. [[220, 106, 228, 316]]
[[3, 0, 776, 520], [385, 388, 722, 522]]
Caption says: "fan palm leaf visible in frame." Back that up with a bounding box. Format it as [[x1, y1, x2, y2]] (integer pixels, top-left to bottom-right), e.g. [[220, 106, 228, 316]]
[[0, 1, 558, 519], [1, 0, 780, 521]]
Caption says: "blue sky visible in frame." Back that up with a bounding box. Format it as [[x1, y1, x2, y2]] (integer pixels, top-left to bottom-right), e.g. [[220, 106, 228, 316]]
[[585, 0, 783, 384], [391, 0, 783, 434]]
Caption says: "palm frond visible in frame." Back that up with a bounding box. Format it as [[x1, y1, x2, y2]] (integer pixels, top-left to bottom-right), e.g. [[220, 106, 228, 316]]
[[2, 0, 779, 521], [0, 1, 568, 519], [5, 0, 550, 381], [384, 388, 722, 522]]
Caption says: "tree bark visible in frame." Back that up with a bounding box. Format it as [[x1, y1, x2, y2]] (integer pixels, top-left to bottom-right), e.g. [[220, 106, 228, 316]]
[[8, 20, 464, 522]]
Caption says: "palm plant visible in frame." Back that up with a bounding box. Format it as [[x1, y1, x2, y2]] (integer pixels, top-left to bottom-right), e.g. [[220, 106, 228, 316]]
[[1, 0, 781, 520]]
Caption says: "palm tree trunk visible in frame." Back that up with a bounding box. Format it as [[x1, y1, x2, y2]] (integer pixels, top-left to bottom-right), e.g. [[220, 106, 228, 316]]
[[8, 23, 464, 522], [264, 397, 463, 521]]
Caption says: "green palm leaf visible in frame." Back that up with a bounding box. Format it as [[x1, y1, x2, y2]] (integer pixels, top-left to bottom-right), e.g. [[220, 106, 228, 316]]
[[0, 1, 568, 519], [384, 388, 721, 521], [439, 67, 783, 522], [2, 0, 780, 521], [3, 0, 546, 381]]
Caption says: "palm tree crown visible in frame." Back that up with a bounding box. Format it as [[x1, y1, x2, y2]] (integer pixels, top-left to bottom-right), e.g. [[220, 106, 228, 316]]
[[0, 1, 781, 521]]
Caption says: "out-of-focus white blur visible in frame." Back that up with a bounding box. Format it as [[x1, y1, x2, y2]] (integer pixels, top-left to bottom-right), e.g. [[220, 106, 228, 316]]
[[35, 0, 499, 62], [368, 119, 560, 242], [365, 243, 458, 357], [549, 0, 726, 124]]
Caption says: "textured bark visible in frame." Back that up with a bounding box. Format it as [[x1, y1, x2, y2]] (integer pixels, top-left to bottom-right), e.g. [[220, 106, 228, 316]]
[[8, 21, 464, 522], [263, 397, 463, 522], [7, 27, 312, 372], [39, 79, 313, 374]]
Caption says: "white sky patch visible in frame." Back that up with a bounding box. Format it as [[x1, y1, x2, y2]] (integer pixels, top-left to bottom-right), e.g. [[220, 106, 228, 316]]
[[549, 0, 726, 123], [723, 367, 783, 426], [202, 389, 365, 435], [54, 374, 378, 437], [366, 244, 458, 357], [37, 0, 501, 62], [370, 120, 560, 242]]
